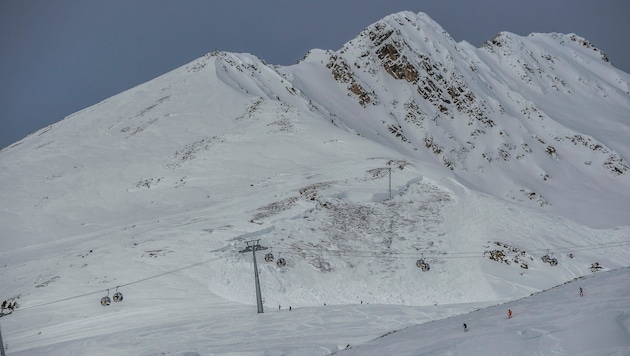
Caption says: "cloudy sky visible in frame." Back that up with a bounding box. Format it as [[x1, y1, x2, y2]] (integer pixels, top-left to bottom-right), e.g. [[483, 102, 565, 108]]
[[1, 0, 628, 149]]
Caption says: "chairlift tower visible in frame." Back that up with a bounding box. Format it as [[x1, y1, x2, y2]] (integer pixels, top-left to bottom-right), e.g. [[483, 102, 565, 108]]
[[239, 239, 268, 313]]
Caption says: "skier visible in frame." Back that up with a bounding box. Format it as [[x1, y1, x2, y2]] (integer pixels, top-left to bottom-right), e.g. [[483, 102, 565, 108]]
[[579, 287, 584, 297], [463, 323, 468, 332], [508, 309, 513, 319]]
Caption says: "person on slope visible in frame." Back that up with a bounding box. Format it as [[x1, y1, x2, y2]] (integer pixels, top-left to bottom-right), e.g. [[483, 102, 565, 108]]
[[579, 287, 584, 297], [508, 309, 513, 319]]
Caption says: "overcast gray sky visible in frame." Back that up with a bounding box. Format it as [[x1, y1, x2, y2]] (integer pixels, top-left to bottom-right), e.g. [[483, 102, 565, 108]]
[[1, 0, 628, 149]]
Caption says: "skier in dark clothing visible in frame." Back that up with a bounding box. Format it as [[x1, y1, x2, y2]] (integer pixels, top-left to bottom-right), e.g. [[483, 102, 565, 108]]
[[579, 287, 584, 297], [463, 323, 468, 332]]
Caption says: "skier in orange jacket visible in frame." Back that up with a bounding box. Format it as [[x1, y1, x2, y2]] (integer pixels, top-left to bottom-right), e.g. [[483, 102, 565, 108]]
[[508, 309, 513, 319]]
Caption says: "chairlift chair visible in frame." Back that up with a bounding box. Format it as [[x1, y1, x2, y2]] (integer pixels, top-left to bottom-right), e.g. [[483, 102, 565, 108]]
[[416, 259, 430, 272], [113, 287, 123, 302], [265, 252, 274, 262], [590, 262, 602, 272], [100, 290, 111, 306], [276, 257, 287, 267], [549, 258, 558, 266], [100, 296, 111, 306]]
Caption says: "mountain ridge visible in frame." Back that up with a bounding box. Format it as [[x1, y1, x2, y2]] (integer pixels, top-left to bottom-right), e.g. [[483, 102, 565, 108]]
[[282, 11, 630, 228]]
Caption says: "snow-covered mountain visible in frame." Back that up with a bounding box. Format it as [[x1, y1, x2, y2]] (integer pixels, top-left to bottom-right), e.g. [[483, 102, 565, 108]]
[[1, 11, 629, 355], [287, 12, 630, 228]]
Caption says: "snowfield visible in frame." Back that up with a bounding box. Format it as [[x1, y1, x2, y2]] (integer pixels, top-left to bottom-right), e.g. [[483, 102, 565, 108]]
[[1, 11, 629, 355], [340, 267, 630, 356]]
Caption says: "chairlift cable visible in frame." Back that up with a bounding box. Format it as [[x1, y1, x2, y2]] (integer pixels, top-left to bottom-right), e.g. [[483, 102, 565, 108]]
[[17, 254, 227, 311], [263, 239, 630, 261]]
